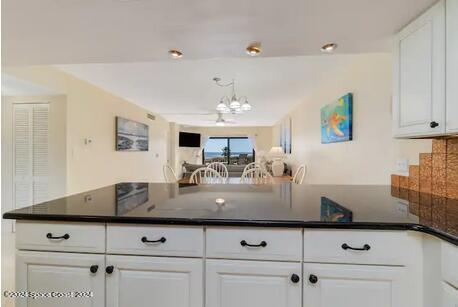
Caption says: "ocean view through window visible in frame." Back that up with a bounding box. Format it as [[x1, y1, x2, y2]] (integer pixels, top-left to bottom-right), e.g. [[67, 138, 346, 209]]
[[203, 137, 254, 165]]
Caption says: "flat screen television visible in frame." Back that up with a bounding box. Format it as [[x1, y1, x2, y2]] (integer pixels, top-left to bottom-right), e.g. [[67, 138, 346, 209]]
[[179, 132, 201, 147]]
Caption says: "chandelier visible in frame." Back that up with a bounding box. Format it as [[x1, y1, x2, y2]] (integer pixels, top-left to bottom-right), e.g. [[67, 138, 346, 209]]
[[213, 77, 252, 114]]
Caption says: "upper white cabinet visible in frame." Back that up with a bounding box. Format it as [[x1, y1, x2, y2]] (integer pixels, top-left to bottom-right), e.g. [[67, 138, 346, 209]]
[[446, 0, 458, 133], [393, 0, 447, 137]]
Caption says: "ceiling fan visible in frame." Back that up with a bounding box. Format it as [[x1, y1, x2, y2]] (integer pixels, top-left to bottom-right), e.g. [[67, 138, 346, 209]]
[[159, 111, 237, 126], [212, 112, 237, 126]]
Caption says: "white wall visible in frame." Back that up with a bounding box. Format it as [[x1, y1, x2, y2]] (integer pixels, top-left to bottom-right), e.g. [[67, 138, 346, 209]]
[[3, 66, 170, 195], [273, 53, 432, 185]]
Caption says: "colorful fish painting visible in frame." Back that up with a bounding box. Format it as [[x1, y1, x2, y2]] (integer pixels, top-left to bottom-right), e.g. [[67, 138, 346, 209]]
[[320, 93, 353, 144]]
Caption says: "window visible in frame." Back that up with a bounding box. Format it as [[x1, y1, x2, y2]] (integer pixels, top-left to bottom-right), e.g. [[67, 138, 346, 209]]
[[203, 137, 254, 165]]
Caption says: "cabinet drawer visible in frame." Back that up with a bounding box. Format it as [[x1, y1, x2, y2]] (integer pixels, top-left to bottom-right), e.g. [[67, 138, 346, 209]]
[[107, 224, 204, 257], [303, 230, 418, 265], [442, 242, 458, 288], [16, 221, 105, 253], [206, 227, 302, 261]]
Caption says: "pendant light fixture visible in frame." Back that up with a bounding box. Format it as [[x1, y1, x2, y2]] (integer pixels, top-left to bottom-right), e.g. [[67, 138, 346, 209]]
[[213, 77, 252, 114]]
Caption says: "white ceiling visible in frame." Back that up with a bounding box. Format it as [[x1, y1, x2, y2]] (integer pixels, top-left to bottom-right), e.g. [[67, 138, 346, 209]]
[[2, 0, 436, 65], [57, 55, 367, 126]]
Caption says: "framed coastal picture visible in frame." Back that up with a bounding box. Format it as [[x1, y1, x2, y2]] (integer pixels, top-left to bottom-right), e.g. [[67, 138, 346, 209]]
[[115, 182, 149, 215], [320, 93, 353, 144], [320, 197, 353, 222], [116, 117, 149, 151]]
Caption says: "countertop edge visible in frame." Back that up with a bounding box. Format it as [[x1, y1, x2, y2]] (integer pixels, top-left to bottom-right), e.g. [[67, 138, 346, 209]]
[[3, 213, 457, 247]]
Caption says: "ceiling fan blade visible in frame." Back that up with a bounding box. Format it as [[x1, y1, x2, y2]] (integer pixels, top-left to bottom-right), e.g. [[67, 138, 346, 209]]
[[159, 112, 215, 116]]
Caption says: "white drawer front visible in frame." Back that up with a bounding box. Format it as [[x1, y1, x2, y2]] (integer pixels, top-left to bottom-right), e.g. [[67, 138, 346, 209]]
[[442, 241, 458, 288], [303, 230, 416, 265], [107, 224, 204, 257], [16, 221, 105, 253], [206, 227, 302, 261]]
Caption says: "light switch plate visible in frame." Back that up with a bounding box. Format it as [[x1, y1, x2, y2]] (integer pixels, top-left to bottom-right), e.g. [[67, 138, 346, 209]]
[[396, 158, 409, 173]]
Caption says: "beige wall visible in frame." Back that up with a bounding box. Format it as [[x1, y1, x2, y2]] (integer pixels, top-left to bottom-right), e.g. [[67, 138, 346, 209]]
[[272, 53, 432, 185], [3, 66, 170, 195]]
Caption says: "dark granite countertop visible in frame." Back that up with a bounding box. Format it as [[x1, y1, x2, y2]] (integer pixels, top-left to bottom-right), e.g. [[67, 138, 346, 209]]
[[3, 183, 458, 246]]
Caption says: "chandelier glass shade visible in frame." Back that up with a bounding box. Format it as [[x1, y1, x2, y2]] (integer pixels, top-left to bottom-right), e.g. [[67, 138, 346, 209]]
[[213, 78, 252, 114], [229, 96, 241, 109], [241, 101, 252, 111], [216, 100, 229, 112]]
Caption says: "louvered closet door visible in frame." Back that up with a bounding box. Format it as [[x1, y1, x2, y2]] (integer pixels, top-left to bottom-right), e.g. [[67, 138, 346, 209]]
[[13, 104, 33, 209], [13, 103, 49, 210], [32, 104, 49, 204]]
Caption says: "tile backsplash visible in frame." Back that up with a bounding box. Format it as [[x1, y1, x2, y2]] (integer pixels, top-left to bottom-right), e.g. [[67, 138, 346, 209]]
[[392, 138, 458, 200]]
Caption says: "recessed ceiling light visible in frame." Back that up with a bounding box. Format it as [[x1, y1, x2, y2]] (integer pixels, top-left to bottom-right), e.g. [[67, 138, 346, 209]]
[[246, 43, 262, 56], [321, 43, 338, 53], [168, 49, 183, 58]]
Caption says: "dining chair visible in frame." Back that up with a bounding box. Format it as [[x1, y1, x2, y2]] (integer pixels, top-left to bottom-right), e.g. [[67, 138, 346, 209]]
[[189, 167, 223, 184], [292, 165, 306, 184], [240, 167, 273, 184], [163, 164, 177, 183], [241, 162, 262, 176], [207, 162, 229, 182]]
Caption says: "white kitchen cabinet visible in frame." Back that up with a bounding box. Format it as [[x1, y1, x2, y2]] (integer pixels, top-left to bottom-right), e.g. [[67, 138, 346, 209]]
[[206, 259, 301, 307], [393, 0, 446, 137], [442, 241, 458, 288], [16, 251, 105, 307], [105, 255, 203, 307], [446, 0, 458, 133], [442, 282, 458, 306], [303, 263, 409, 307]]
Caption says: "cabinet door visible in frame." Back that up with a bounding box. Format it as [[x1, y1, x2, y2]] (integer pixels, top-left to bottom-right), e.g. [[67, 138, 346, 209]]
[[446, 0, 458, 133], [442, 282, 458, 306], [206, 259, 301, 307], [16, 251, 105, 307], [393, 0, 446, 137], [303, 263, 409, 307], [106, 255, 202, 307]]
